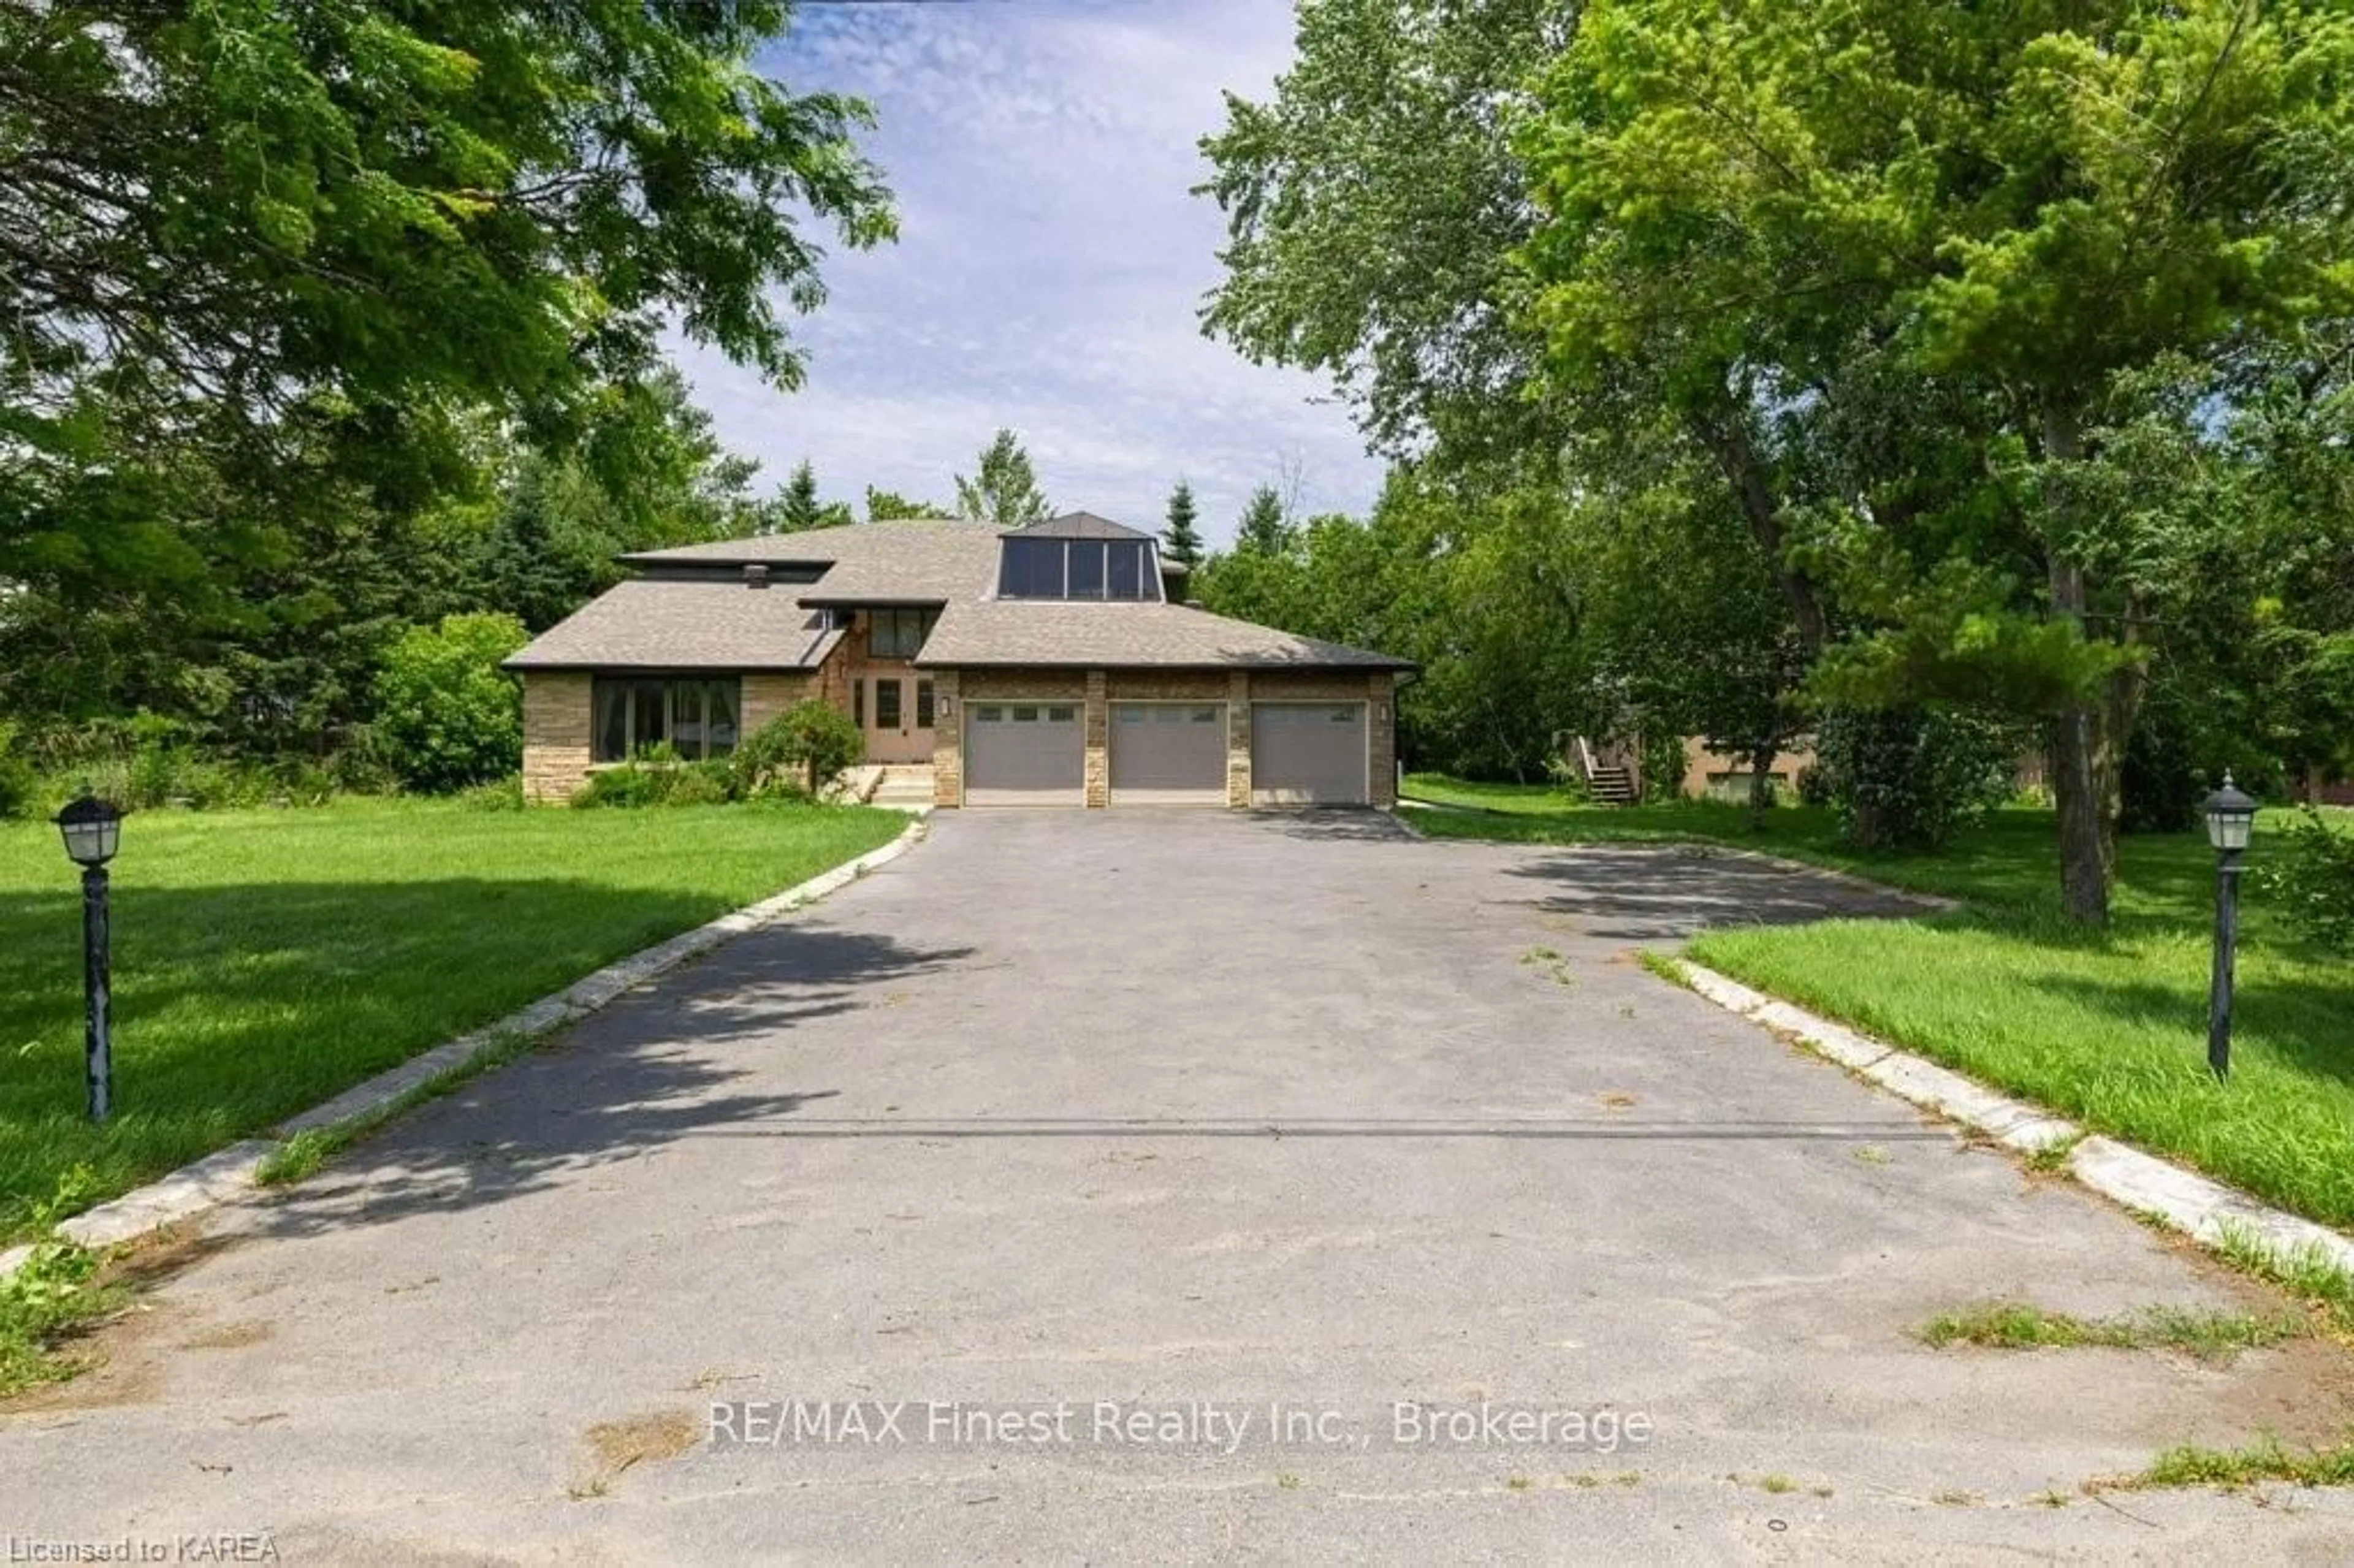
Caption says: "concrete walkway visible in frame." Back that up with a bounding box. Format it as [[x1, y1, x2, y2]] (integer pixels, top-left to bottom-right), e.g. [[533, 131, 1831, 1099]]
[[4, 812, 2351, 1562]]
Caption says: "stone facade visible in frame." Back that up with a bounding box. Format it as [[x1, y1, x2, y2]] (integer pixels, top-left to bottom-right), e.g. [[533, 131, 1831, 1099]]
[[521, 672, 593, 804], [742, 672, 815, 734], [525, 659, 1402, 811], [929, 669, 964, 807]]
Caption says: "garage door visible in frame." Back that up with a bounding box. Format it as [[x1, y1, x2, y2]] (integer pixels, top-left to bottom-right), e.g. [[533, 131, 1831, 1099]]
[[1110, 702, 1226, 805], [1251, 702, 1368, 805], [965, 701, 1083, 806]]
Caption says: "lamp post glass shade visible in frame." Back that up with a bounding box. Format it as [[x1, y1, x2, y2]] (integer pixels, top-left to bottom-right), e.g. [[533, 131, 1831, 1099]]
[[55, 793, 123, 867], [2203, 774, 2258, 853]]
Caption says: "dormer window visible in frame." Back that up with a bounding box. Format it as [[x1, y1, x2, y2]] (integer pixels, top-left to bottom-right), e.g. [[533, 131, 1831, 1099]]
[[999, 537, 1158, 601]]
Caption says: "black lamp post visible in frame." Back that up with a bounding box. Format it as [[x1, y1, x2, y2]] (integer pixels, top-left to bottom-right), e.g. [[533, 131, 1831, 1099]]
[[2201, 773, 2258, 1082], [54, 793, 123, 1122]]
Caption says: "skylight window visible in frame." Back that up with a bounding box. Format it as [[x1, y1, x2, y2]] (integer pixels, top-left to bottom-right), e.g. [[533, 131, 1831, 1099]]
[[998, 538, 1158, 601]]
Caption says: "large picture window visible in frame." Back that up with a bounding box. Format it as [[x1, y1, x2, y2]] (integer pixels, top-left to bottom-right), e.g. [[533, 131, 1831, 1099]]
[[592, 677, 741, 763]]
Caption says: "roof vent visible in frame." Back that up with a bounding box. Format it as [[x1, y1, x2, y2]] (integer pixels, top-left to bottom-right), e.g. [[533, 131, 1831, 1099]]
[[743, 563, 770, 590]]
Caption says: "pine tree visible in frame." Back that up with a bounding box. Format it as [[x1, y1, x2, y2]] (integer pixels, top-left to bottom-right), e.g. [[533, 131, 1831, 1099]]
[[953, 429, 1051, 525], [1161, 480, 1205, 599], [1235, 484, 1290, 555]]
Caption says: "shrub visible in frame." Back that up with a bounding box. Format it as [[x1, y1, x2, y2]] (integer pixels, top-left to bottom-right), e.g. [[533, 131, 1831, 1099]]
[[573, 752, 739, 809], [455, 776, 525, 812], [2258, 809, 2354, 953], [733, 699, 863, 797], [371, 613, 530, 793], [0, 720, 35, 820], [1794, 763, 1833, 808], [1813, 707, 2017, 851]]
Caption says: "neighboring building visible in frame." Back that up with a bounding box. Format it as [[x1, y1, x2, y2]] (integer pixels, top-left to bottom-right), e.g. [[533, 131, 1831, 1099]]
[[504, 513, 1412, 809], [1680, 738, 1818, 802]]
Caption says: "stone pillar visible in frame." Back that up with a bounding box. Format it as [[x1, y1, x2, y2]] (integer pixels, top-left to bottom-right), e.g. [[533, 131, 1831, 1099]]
[[1368, 671, 1398, 808], [1083, 670, 1109, 809], [931, 669, 963, 807], [522, 672, 593, 804], [1226, 670, 1252, 809]]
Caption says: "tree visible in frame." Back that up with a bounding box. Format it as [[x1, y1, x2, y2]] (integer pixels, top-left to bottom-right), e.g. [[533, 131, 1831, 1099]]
[[1200, 0, 1577, 462], [953, 430, 1051, 525], [865, 487, 951, 522], [1517, 0, 2354, 921], [772, 462, 853, 533], [1161, 481, 1206, 596], [2, 1, 894, 616], [1235, 486, 1292, 555]]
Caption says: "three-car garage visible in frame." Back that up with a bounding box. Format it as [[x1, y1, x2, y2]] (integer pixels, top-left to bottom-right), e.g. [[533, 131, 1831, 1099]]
[[958, 690, 1374, 808]]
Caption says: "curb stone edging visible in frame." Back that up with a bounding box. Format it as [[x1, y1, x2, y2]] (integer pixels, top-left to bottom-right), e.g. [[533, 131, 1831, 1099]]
[[2, 816, 931, 1282], [1672, 957, 2354, 1281]]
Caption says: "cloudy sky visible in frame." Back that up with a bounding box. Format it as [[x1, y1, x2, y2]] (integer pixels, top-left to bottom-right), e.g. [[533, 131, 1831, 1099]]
[[668, 0, 1383, 546]]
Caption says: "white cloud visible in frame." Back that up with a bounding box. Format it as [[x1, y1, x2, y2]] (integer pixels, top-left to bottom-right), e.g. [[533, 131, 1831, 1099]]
[[667, 0, 1381, 542]]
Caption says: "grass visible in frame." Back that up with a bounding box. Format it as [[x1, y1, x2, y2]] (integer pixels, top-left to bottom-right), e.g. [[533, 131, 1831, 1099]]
[[1405, 774, 2354, 1230], [1914, 1300, 2307, 1361], [0, 797, 906, 1238], [2120, 1433, 2354, 1491]]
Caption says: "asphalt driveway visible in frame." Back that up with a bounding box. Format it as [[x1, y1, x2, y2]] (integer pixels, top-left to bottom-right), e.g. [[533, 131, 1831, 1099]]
[[6, 810, 2353, 1562]]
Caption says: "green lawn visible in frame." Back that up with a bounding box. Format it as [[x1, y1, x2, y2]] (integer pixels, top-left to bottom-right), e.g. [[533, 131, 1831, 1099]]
[[0, 799, 906, 1238], [1404, 774, 2354, 1229]]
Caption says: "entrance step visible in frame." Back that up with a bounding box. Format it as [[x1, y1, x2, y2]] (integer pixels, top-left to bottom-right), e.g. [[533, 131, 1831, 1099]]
[[869, 764, 937, 812]]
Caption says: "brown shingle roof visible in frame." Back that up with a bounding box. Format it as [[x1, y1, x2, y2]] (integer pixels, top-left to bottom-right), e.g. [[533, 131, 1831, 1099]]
[[503, 579, 844, 671], [915, 601, 1411, 670], [508, 516, 1412, 674]]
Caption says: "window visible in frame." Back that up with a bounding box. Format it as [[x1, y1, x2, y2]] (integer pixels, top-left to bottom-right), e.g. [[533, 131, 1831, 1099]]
[[997, 538, 1066, 599], [852, 677, 865, 728], [1046, 705, 1076, 723], [866, 607, 938, 660], [591, 678, 740, 762], [1107, 540, 1145, 599], [875, 680, 902, 729], [975, 706, 1004, 723], [996, 537, 1159, 601], [1011, 706, 1039, 722], [1190, 707, 1219, 724], [916, 680, 936, 729]]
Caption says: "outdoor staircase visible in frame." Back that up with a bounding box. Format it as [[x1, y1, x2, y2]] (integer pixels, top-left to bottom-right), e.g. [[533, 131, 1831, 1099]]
[[1571, 736, 1639, 806], [869, 764, 937, 812], [1585, 763, 1638, 806]]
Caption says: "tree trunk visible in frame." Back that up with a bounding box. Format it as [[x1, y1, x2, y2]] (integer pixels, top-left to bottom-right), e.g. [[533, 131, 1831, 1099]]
[[1748, 738, 1778, 829], [1685, 406, 1828, 653], [2041, 403, 2129, 926]]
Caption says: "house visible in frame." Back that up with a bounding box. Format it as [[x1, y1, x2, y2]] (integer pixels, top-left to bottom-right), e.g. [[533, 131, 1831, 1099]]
[[504, 512, 1412, 810]]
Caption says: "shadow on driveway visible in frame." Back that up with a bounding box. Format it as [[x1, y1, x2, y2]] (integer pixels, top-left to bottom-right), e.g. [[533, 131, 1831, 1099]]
[[1495, 846, 1935, 940], [240, 924, 975, 1240]]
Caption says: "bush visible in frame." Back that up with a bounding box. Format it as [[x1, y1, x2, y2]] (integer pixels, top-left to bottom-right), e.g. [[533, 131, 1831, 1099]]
[[2259, 809, 2354, 953], [733, 700, 863, 797], [371, 613, 530, 793], [455, 776, 526, 811], [573, 752, 739, 809], [1794, 763, 1833, 808], [0, 721, 36, 820], [1813, 706, 2017, 851]]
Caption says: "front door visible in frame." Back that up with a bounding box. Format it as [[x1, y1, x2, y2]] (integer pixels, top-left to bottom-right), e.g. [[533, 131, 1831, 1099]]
[[863, 674, 936, 763]]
